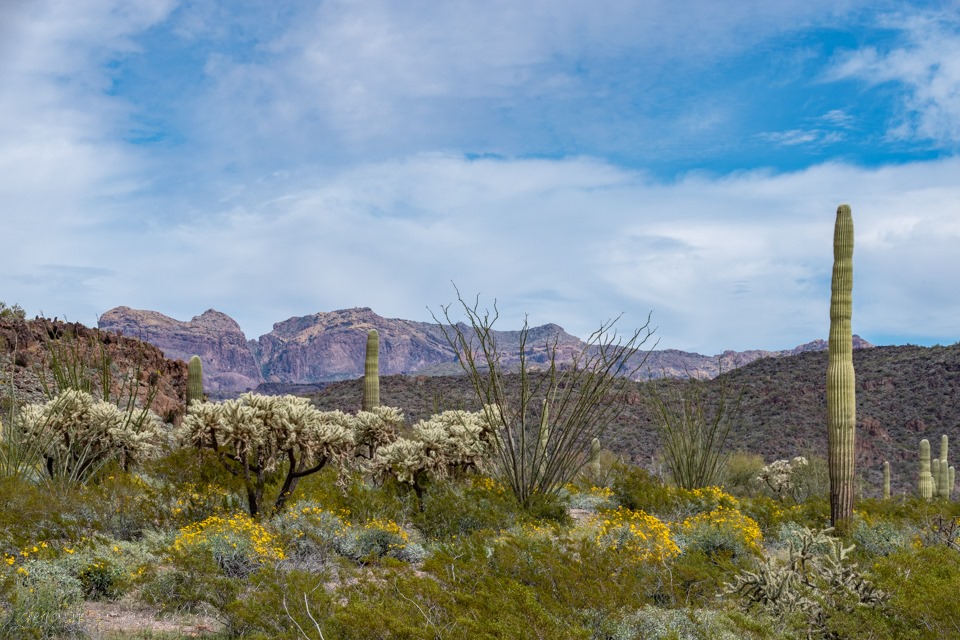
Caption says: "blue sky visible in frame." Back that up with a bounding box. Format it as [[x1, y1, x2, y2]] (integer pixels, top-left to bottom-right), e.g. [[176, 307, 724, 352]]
[[2, 0, 960, 354]]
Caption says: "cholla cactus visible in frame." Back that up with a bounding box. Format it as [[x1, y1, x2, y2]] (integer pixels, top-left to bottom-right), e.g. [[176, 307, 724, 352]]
[[372, 408, 497, 503], [180, 393, 355, 516], [353, 406, 404, 459], [756, 456, 809, 501], [17, 388, 165, 481], [726, 526, 885, 636]]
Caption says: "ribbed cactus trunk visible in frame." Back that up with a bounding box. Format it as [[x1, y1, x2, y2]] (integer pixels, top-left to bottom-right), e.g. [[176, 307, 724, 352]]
[[589, 437, 602, 480], [362, 329, 380, 412], [938, 435, 951, 499], [883, 460, 890, 500], [187, 355, 203, 407], [919, 439, 934, 499], [827, 204, 856, 527]]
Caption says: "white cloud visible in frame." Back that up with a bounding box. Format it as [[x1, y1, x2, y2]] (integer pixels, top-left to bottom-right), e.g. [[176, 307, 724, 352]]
[[828, 11, 960, 145], [7, 154, 953, 353]]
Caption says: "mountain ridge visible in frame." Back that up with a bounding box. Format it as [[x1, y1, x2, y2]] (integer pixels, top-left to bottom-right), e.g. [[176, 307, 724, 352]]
[[98, 306, 874, 394]]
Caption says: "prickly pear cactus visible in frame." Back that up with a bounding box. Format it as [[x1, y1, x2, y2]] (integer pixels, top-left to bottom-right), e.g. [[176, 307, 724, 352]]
[[827, 204, 856, 526], [362, 329, 380, 412], [919, 439, 934, 500], [187, 355, 203, 407]]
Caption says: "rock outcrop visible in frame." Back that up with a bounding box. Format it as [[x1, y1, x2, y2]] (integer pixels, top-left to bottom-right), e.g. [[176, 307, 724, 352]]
[[98, 307, 262, 393]]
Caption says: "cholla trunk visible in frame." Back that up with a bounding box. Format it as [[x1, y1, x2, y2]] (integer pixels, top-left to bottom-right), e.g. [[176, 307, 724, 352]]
[[827, 204, 856, 527]]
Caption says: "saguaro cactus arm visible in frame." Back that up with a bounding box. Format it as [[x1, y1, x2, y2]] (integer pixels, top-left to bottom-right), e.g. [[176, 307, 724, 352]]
[[828, 204, 856, 527]]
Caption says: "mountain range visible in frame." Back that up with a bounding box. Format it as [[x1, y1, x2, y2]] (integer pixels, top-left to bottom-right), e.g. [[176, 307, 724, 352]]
[[97, 306, 873, 394]]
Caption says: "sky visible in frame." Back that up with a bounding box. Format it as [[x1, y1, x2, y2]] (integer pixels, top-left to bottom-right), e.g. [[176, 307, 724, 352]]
[[2, 0, 960, 355]]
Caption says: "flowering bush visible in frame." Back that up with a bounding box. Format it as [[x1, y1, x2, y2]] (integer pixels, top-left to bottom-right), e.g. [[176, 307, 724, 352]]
[[271, 501, 352, 569], [339, 518, 425, 564], [171, 513, 284, 578], [677, 506, 763, 559], [593, 507, 680, 563]]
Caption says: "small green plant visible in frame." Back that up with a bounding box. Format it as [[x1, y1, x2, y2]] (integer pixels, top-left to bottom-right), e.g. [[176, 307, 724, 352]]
[[0, 559, 85, 639]]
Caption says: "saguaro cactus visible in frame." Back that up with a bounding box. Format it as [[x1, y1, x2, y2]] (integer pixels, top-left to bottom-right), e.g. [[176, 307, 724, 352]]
[[827, 204, 856, 527], [883, 460, 890, 500], [362, 329, 380, 412], [187, 355, 203, 407], [939, 435, 952, 499], [589, 437, 602, 480], [919, 438, 934, 499]]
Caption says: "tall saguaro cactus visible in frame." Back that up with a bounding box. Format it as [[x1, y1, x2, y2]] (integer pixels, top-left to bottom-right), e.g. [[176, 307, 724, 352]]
[[362, 329, 380, 412], [827, 204, 856, 527], [187, 355, 203, 407], [919, 439, 934, 499]]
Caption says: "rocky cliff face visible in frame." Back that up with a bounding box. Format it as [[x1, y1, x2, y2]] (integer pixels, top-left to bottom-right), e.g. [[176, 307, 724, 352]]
[[98, 306, 874, 394], [98, 307, 262, 393], [0, 317, 187, 420]]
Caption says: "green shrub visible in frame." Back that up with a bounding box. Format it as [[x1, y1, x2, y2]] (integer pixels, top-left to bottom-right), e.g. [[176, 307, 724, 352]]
[[413, 476, 519, 540], [271, 501, 352, 571], [0, 559, 85, 639], [675, 506, 763, 561], [595, 605, 773, 640], [851, 515, 909, 558], [721, 451, 766, 498], [612, 463, 678, 516], [337, 518, 425, 565]]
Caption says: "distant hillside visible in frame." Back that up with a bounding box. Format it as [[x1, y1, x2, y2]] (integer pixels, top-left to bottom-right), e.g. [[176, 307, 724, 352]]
[[99, 305, 873, 393], [308, 343, 960, 498]]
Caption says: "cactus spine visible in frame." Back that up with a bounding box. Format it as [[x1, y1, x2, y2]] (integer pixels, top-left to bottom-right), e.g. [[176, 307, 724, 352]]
[[883, 460, 890, 499], [187, 355, 203, 407], [919, 438, 934, 499], [362, 329, 380, 412], [827, 204, 856, 526]]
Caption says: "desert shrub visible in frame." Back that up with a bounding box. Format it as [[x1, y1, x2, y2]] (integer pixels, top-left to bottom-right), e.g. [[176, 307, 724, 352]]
[[79, 468, 167, 540], [271, 501, 351, 571], [593, 506, 680, 564], [673, 485, 741, 517], [0, 559, 85, 639], [611, 463, 678, 515], [170, 513, 284, 579], [337, 518, 425, 565], [148, 450, 247, 529], [567, 484, 616, 512], [783, 454, 829, 504], [413, 476, 519, 540], [675, 506, 763, 561], [721, 451, 766, 497], [854, 545, 960, 640], [850, 514, 909, 557], [737, 494, 787, 535], [594, 605, 773, 640]]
